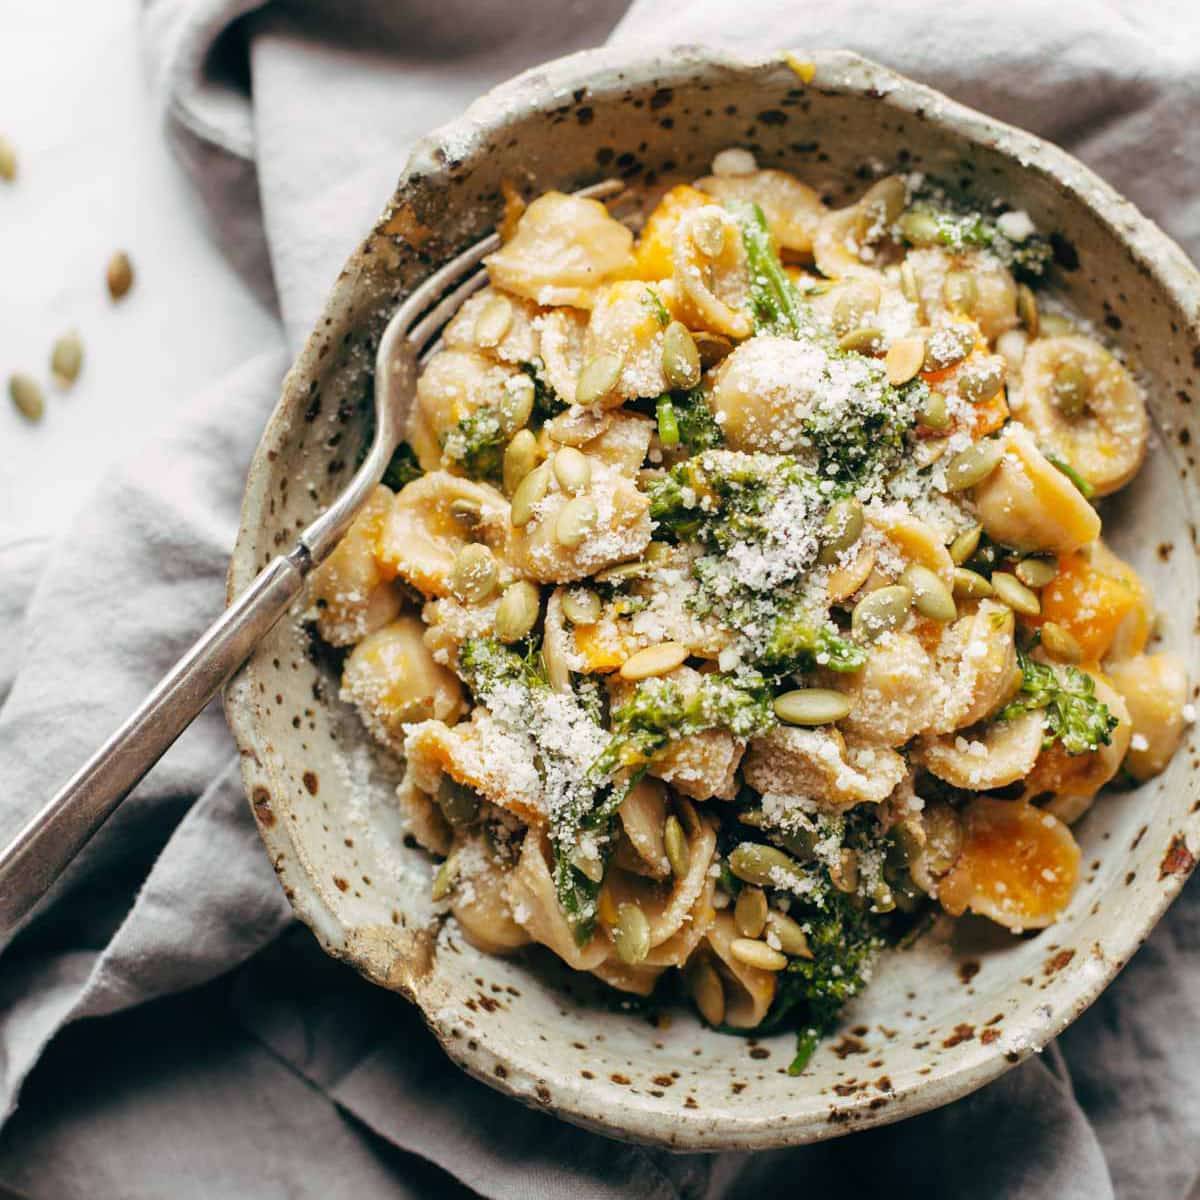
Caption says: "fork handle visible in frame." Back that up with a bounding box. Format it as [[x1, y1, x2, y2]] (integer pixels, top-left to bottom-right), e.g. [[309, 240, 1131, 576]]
[[0, 549, 309, 938]]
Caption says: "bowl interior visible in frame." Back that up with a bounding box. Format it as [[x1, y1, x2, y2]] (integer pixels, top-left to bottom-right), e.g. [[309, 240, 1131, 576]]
[[225, 48, 1200, 1149]]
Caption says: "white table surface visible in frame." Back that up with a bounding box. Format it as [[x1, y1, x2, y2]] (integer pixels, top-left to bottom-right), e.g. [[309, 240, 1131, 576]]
[[0, 0, 280, 547]]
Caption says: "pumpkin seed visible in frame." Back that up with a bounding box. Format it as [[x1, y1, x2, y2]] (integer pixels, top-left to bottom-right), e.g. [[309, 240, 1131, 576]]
[[1017, 283, 1039, 337], [693, 330, 733, 367], [542, 635, 571, 693], [1051, 359, 1089, 417], [619, 641, 688, 681], [735, 886, 768, 939], [497, 374, 535, 436], [730, 938, 788, 972], [664, 814, 691, 879], [692, 210, 727, 258], [449, 497, 482, 527], [949, 524, 982, 565], [1015, 555, 1058, 589], [575, 353, 623, 407], [817, 497, 864, 564], [503, 429, 539, 497], [924, 322, 976, 370], [900, 563, 957, 623], [593, 560, 648, 585], [106, 250, 134, 301], [689, 958, 726, 1026], [50, 331, 84, 387], [943, 269, 978, 315], [613, 903, 651, 965], [9, 372, 44, 421], [431, 855, 458, 901], [552, 446, 591, 495], [436, 776, 480, 827], [474, 293, 513, 346], [944, 438, 1004, 491], [510, 461, 550, 526], [773, 688, 853, 726], [662, 321, 701, 390], [451, 544, 499, 604], [561, 587, 601, 626], [1039, 312, 1075, 338], [831, 848, 860, 894], [765, 910, 814, 959], [897, 209, 940, 245], [644, 540, 672, 564], [886, 336, 926, 385], [838, 325, 885, 356], [991, 571, 1041, 616], [899, 260, 925, 320], [958, 355, 1007, 405], [495, 581, 540, 643], [1040, 620, 1083, 664], [855, 175, 907, 242], [554, 496, 597, 548], [0, 135, 16, 182], [918, 391, 950, 431], [851, 584, 912, 639], [952, 567, 994, 599], [832, 278, 881, 335], [729, 842, 805, 890]]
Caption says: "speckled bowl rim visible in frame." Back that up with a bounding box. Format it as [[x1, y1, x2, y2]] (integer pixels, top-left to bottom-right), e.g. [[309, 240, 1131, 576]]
[[225, 46, 1200, 1149]]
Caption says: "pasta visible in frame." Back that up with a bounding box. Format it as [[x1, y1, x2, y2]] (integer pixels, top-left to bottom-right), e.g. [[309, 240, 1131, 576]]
[[308, 151, 1190, 1072]]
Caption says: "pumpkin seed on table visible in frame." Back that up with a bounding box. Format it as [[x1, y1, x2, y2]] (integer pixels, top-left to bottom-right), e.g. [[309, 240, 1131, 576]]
[[561, 587, 601, 626], [1017, 283, 1039, 337], [730, 938, 788, 972], [944, 439, 1004, 492], [773, 688, 852, 726], [554, 496, 597, 548], [9, 372, 44, 421], [619, 641, 688, 681], [662, 321, 701, 390], [899, 562, 957, 623], [851, 584, 912, 640], [735, 886, 768, 939], [728, 842, 806, 890], [886, 336, 926, 385], [552, 446, 591, 495], [510, 460, 550, 526], [473, 293, 513, 346], [817, 496, 864, 563], [575, 352, 623, 407], [952, 567, 994, 599], [991, 571, 1041, 616], [1015, 555, 1058, 589], [495, 581, 540, 643], [497, 374, 534, 436], [106, 251, 134, 301], [1041, 621, 1083, 663], [766, 910, 813, 959], [949, 524, 982, 565], [613, 903, 651, 965], [664, 813, 690, 879], [689, 958, 726, 1026], [451, 543, 498, 603]]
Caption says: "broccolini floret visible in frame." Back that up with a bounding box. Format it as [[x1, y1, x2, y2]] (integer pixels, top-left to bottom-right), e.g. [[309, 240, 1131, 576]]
[[728, 200, 804, 336], [999, 651, 1117, 755], [381, 441, 423, 491]]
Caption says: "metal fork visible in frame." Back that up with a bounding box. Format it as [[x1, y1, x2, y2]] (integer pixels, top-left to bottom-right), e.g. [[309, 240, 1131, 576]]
[[0, 178, 624, 937]]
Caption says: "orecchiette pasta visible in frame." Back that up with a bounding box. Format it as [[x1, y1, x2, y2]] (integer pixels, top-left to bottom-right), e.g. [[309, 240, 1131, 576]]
[[313, 157, 1186, 1062]]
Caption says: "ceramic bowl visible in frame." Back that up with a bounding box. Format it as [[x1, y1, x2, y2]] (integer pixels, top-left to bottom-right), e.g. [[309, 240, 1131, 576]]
[[224, 46, 1200, 1149]]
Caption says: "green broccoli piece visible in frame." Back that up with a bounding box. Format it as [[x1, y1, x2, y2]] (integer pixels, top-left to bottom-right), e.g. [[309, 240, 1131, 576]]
[[381, 442, 423, 491], [899, 199, 1053, 279], [727, 200, 804, 336], [1000, 651, 1117, 755], [760, 602, 866, 675], [441, 406, 506, 483]]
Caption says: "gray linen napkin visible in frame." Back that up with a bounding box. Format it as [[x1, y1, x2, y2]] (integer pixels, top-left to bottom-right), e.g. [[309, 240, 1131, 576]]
[[2, 2, 1198, 1196]]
